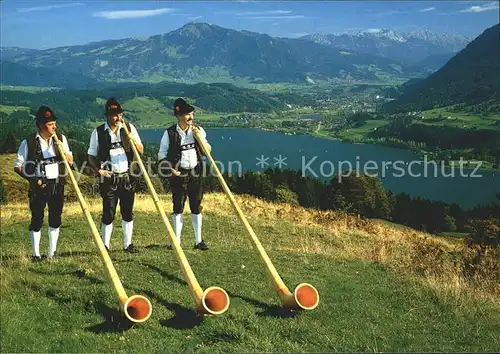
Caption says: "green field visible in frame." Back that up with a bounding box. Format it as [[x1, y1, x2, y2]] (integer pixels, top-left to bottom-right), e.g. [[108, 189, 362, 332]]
[[122, 97, 172, 127], [420, 108, 500, 131], [121, 97, 222, 128], [195, 114, 221, 122], [0, 104, 31, 115], [1, 85, 58, 93], [1, 185, 499, 352], [337, 120, 389, 141]]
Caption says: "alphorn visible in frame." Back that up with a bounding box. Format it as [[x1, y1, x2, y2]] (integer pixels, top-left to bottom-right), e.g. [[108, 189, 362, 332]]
[[193, 127, 319, 310], [120, 120, 229, 315], [52, 134, 152, 323]]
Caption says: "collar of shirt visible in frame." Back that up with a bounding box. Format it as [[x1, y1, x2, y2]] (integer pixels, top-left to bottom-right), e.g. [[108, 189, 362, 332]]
[[36, 133, 54, 147], [176, 124, 192, 138], [104, 122, 123, 134]]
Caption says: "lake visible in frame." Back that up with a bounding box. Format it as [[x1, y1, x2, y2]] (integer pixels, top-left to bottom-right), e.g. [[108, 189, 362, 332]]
[[139, 128, 499, 210]]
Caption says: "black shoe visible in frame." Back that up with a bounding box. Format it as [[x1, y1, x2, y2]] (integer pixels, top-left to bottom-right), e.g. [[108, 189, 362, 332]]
[[32, 255, 42, 262], [48, 252, 58, 260], [124, 244, 138, 253], [194, 241, 209, 251], [105, 245, 110, 252], [167, 244, 173, 250]]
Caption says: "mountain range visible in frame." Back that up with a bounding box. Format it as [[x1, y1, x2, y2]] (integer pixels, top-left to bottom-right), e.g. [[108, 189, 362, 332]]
[[386, 24, 500, 112], [301, 29, 470, 69], [0, 61, 104, 89], [0, 47, 38, 61], [1, 23, 472, 88]]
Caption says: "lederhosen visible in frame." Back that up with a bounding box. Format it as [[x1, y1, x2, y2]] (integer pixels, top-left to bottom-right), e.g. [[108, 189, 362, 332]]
[[163, 124, 205, 214], [96, 123, 138, 225], [26, 133, 66, 232]]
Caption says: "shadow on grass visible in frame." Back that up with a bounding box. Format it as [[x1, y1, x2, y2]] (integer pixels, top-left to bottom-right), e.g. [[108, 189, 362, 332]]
[[57, 251, 96, 258], [0, 254, 24, 262], [1, 250, 101, 263], [143, 290, 202, 330], [28, 268, 105, 285], [144, 244, 168, 250], [141, 263, 296, 319], [24, 282, 73, 305], [23, 282, 131, 333], [86, 302, 134, 333], [228, 291, 298, 319], [141, 263, 187, 286]]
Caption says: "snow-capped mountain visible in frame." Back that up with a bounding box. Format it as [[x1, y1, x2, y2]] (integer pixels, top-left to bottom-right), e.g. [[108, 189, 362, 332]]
[[301, 29, 471, 67]]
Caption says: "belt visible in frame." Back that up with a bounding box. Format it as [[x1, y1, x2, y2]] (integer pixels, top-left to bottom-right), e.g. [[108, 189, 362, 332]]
[[113, 171, 130, 178], [178, 167, 195, 172]]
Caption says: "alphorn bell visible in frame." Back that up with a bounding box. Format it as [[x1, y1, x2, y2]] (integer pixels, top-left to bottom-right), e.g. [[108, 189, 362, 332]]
[[52, 134, 152, 322], [193, 127, 319, 311], [120, 120, 229, 315]]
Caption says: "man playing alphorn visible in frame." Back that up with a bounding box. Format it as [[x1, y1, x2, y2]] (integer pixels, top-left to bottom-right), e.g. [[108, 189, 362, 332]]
[[158, 98, 211, 250], [87, 98, 143, 253], [14, 106, 73, 261]]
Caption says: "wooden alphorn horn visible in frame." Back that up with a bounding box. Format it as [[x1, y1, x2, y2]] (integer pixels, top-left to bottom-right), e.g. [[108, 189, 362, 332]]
[[120, 120, 229, 315], [193, 127, 319, 311], [53, 133, 152, 322]]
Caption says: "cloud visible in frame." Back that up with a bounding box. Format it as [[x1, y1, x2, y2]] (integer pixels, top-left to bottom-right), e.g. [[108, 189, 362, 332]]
[[93, 8, 176, 20], [459, 2, 499, 13], [290, 32, 309, 38], [236, 10, 292, 16], [17, 3, 84, 13], [370, 10, 408, 17], [189, 16, 203, 20], [242, 15, 305, 20], [419, 7, 436, 13], [371, 10, 407, 17]]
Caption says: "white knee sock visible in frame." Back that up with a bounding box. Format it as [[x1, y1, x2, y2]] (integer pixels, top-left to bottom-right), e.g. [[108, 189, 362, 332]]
[[122, 220, 133, 249], [48, 227, 60, 257], [101, 223, 113, 249], [172, 213, 183, 244], [192, 213, 202, 245], [30, 230, 41, 257]]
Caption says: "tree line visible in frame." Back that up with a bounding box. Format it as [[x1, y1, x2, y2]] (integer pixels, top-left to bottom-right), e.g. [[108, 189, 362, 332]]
[[0, 81, 303, 119], [150, 160, 499, 240]]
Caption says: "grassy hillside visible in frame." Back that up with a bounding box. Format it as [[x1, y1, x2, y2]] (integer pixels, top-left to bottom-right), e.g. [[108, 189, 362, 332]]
[[0, 81, 292, 129], [1, 154, 499, 352], [1, 85, 58, 93], [419, 107, 500, 131], [0, 104, 31, 115], [123, 97, 172, 128], [122, 97, 222, 128], [1, 61, 103, 90], [336, 119, 389, 141], [0, 154, 95, 204]]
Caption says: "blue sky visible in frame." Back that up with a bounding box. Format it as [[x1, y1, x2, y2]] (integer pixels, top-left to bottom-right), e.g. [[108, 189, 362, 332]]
[[1, 1, 498, 49]]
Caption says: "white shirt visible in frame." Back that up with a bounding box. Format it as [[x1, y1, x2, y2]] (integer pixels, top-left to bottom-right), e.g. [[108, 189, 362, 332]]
[[87, 122, 142, 173], [158, 125, 211, 170], [14, 133, 72, 179]]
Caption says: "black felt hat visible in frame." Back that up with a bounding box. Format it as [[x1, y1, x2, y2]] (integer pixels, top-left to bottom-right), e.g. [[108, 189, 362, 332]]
[[173, 98, 195, 116], [35, 106, 56, 125], [104, 97, 124, 116]]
